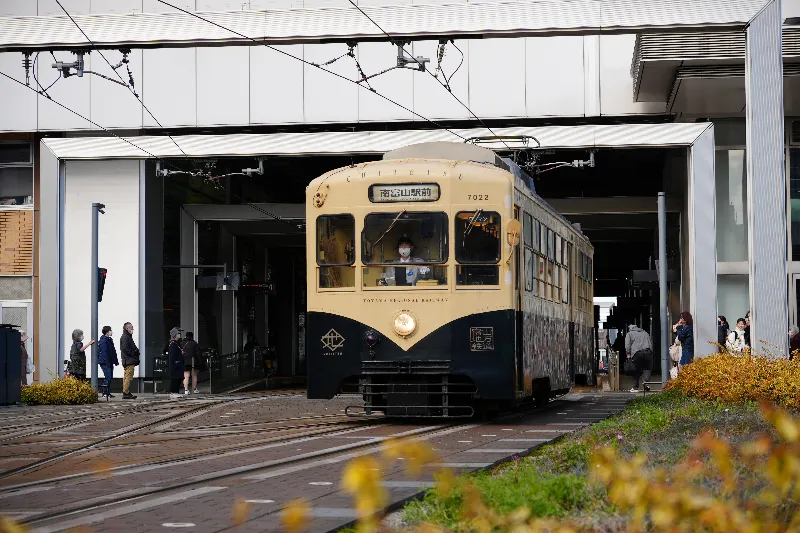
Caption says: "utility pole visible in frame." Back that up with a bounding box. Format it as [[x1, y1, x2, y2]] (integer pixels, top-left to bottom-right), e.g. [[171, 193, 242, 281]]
[[657, 192, 669, 385], [90, 203, 105, 391]]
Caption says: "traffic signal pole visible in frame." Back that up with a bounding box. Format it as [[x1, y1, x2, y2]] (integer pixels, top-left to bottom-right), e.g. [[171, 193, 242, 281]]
[[90, 203, 105, 391]]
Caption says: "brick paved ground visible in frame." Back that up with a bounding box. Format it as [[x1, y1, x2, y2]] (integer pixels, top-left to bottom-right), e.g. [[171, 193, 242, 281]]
[[0, 392, 632, 533]]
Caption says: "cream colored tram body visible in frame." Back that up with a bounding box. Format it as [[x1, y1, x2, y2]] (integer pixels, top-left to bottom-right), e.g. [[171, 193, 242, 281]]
[[306, 142, 595, 417]]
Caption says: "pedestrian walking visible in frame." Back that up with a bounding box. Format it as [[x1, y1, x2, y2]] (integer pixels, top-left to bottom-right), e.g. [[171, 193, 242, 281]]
[[717, 316, 729, 351], [625, 324, 653, 392], [120, 322, 139, 400], [19, 331, 30, 387], [727, 318, 747, 352], [673, 311, 694, 367], [98, 326, 119, 399], [168, 328, 185, 394], [182, 332, 199, 395], [69, 329, 95, 381], [790, 325, 800, 360], [744, 310, 751, 350]]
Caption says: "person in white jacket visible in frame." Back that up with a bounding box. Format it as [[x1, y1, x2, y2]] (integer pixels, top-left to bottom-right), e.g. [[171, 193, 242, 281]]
[[727, 318, 747, 352], [382, 236, 431, 286]]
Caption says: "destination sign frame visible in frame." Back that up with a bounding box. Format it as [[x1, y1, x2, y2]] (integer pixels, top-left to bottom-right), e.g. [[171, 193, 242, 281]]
[[369, 183, 440, 203]]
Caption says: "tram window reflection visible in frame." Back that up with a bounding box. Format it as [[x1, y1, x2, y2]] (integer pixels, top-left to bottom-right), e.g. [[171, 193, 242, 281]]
[[456, 265, 500, 286], [455, 211, 501, 263], [316, 214, 355, 288]]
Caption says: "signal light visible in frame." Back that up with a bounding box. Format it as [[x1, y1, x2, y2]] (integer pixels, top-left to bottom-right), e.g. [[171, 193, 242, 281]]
[[98, 267, 107, 302]]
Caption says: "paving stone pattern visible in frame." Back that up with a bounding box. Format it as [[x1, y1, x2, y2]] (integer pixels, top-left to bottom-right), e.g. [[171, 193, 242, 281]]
[[0, 392, 631, 533]]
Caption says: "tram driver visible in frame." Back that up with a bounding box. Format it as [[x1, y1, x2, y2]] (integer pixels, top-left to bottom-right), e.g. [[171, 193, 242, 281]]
[[382, 236, 431, 286]]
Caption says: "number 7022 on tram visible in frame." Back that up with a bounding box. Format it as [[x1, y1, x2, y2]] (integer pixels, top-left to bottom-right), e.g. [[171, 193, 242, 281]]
[[305, 141, 595, 417]]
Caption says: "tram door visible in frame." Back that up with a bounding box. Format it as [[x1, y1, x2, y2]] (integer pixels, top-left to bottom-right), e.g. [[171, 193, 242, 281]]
[[514, 207, 524, 392]]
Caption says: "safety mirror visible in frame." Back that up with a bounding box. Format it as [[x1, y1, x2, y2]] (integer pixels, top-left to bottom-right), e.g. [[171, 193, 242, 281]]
[[507, 219, 521, 246]]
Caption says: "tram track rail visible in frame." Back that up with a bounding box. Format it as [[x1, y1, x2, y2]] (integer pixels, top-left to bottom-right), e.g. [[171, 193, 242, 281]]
[[0, 416, 380, 493], [17, 422, 464, 530], [0, 396, 257, 480]]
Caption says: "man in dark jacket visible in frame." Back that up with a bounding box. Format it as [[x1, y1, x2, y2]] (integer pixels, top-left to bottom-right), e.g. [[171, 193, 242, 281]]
[[120, 322, 139, 400]]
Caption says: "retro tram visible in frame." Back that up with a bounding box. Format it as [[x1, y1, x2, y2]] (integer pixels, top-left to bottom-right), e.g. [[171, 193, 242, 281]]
[[306, 141, 595, 417]]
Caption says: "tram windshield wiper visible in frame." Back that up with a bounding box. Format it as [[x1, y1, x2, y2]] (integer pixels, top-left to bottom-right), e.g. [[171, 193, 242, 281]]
[[464, 208, 483, 237], [373, 209, 406, 249]]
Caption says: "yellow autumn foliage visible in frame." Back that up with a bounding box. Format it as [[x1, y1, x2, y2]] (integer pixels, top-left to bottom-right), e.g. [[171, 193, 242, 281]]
[[666, 353, 800, 408], [21, 377, 97, 405]]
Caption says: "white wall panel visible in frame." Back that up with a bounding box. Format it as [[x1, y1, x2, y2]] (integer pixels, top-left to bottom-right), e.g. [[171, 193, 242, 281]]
[[64, 160, 140, 379], [583, 35, 601, 116], [599, 34, 665, 116], [250, 45, 304, 123], [525, 36, 584, 117], [0, 1, 37, 15], [37, 0, 90, 15], [0, 53, 37, 131], [37, 52, 92, 130], [303, 43, 358, 123], [90, 0, 143, 14], [142, 0, 194, 12], [412, 39, 470, 120], [142, 48, 197, 127], [197, 47, 249, 126], [357, 42, 415, 122], [468, 39, 526, 119], [90, 49, 144, 129]]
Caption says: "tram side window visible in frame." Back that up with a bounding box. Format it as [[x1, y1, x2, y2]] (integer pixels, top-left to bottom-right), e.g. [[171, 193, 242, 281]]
[[455, 210, 501, 286], [316, 214, 356, 288], [523, 213, 534, 292], [361, 211, 448, 288]]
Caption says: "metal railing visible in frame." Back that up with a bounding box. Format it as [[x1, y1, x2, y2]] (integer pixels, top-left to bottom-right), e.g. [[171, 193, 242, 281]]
[[147, 347, 269, 394], [208, 349, 265, 393]]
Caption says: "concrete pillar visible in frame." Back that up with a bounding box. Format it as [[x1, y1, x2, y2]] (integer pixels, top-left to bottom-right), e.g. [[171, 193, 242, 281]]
[[745, 0, 788, 355]]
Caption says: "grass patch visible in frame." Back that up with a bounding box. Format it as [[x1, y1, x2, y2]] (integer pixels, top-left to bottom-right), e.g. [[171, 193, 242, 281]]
[[401, 390, 770, 531]]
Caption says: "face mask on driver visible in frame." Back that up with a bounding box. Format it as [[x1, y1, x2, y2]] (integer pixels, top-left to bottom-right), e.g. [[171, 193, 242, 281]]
[[398, 247, 411, 258]]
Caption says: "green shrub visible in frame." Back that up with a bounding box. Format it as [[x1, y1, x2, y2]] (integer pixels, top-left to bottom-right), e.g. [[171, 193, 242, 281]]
[[21, 377, 98, 405]]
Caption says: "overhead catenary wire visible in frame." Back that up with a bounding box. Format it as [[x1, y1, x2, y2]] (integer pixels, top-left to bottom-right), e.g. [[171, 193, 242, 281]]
[[0, 68, 300, 230], [154, 0, 467, 142], [53, 0, 188, 158], [343, 0, 511, 151]]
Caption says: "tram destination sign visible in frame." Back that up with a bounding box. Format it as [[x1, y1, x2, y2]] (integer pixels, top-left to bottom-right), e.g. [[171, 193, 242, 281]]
[[369, 183, 440, 203]]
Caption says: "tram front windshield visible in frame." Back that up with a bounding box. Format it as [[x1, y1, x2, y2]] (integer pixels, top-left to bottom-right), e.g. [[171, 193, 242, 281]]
[[362, 212, 448, 287]]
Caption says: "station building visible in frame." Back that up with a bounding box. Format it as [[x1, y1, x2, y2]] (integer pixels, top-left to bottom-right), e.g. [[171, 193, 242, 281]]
[[0, 0, 796, 386]]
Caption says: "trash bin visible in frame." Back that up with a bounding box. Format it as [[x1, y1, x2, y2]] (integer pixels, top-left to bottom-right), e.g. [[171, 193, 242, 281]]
[[0, 324, 22, 405]]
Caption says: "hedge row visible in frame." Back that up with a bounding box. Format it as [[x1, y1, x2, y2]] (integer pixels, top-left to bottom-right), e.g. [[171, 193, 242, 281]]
[[666, 352, 800, 408]]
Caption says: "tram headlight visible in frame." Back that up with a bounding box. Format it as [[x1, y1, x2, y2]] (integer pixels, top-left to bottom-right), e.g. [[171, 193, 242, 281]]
[[393, 312, 417, 338]]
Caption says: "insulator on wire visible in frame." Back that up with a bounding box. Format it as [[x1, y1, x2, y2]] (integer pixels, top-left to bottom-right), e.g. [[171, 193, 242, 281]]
[[22, 53, 32, 86]]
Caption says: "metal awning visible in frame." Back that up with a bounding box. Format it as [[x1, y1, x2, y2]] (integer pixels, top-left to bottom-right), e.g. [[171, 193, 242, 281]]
[[41, 123, 712, 160], [632, 27, 800, 102], [0, 0, 770, 52]]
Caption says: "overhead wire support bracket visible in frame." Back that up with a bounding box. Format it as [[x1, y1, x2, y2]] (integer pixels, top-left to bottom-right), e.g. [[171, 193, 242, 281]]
[[396, 41, 429, 72]]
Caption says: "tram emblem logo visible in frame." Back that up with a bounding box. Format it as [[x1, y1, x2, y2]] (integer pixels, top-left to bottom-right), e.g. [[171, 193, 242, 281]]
[[321, 329, 345, 353], [470, 327, 494, 351]]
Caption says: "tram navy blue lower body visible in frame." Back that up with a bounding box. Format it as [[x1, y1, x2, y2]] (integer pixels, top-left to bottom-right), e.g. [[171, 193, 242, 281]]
[[307, 310, 517, 417]]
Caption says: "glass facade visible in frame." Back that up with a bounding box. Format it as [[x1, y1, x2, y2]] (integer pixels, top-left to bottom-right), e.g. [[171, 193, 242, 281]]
[[790, 148, 800, 261], [717, 274, 750, 327], [715, 149, 748, 262]]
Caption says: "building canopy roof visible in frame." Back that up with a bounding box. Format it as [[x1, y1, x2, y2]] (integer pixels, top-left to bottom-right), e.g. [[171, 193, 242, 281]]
[[0, 0, 771, 52], [42, 123, 712, 160]]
